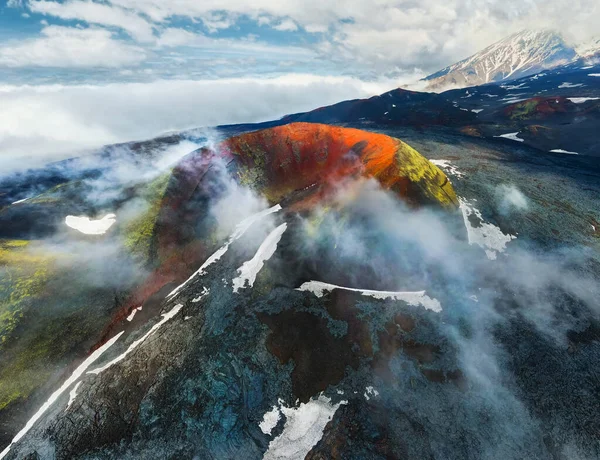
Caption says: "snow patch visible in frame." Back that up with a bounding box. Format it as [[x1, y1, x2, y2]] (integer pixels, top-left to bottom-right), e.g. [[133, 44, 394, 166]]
[[126, 306, 142, 322], [558, 82, 584, 88], [459, 198, 516, 260], [87, 304, 183, 375], [589, 74, 600, 77], [364, 386, 380, 401], [259, 405, 282, 435], [495, 132, 524, 142], [232, 223, 287, 293], [65, 214, 116, 235], [0, 332, 123, 460], [501, 98, 529, 104], [471, 109, 484, 113], [501, 83, 528, 90], [297, 281, 442, 313], [11, 198, 29, 205], [191, 287, 210, 303], [550, 149, 578, 155], [429, 159, 465, 179], [167, 204, 282, 299], [567, 97, 600, 104], [263, 395, 346, 460], [550, 149, 579, 155]]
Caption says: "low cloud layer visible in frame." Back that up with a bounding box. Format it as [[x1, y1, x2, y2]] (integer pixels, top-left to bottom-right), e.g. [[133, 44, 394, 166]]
[[0, 74, 400, 173]]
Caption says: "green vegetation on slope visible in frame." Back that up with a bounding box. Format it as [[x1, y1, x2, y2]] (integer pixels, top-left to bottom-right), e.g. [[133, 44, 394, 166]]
[[123, 172, 171, 261]]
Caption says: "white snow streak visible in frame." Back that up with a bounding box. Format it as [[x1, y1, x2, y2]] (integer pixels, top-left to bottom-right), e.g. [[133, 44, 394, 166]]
[[65, 381, 82, 411], [87, 304, 183, 375], [567, 97, 600, 104], [232, 223, 287, 293], [550, 149, 579, 155], [0, 332, 123, 460], [558, 82, 584, 88], [167, 204, 282, 299], [495, 132, 524, 142], [297, 281, 442, 312]]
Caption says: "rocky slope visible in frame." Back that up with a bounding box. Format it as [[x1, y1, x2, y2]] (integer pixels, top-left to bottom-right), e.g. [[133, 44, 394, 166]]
[[2, 120, 599, 459]]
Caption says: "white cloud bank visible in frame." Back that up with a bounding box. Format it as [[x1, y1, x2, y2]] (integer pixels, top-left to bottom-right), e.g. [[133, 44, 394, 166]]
[[0, 74, 398, 172]]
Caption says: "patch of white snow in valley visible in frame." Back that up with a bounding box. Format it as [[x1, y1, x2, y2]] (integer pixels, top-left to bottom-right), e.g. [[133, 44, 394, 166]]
[[259, 406, 282, 435], [65, 381, 82, 411], [232, 223, 287, 293], [126, 306, 142, 322], [167, 204, 282, 299], [567, 97, 600, 104], [429, 159, 465, 179], [0, 332, 123, 460], [297, 281, 442, 313], [65, 214, 116, 235], [495, 132, 524, 142], [558, 82, 584, 88], [589, 74, 600, 77], [11, 198, 29, 205], [263, 395, 346, 460], [471, 109, 484, 113], [550, 149, 578, 155], [459, 198, 516, 260], [87, 304, 183, 375]]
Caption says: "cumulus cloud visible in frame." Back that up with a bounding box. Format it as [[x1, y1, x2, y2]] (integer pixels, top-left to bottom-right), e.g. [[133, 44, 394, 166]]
[[272, 19, 298, 32], [0, 25, 146, 68], [29, 0, 156, 42], [0, 74, 400, 172]]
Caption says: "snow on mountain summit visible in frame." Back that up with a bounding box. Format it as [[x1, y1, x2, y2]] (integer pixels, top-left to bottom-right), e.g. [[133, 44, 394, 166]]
[[575, 36, 600, 61], [423, 30, 576, 90]]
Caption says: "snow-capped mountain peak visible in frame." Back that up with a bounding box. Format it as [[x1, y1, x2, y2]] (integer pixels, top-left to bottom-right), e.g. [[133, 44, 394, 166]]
[[575, 36, 600, 60], [423, 30, 576, 90]]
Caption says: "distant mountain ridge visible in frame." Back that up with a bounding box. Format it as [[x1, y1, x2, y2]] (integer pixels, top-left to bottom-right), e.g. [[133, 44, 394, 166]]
[[422, 30, 577, 90]]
